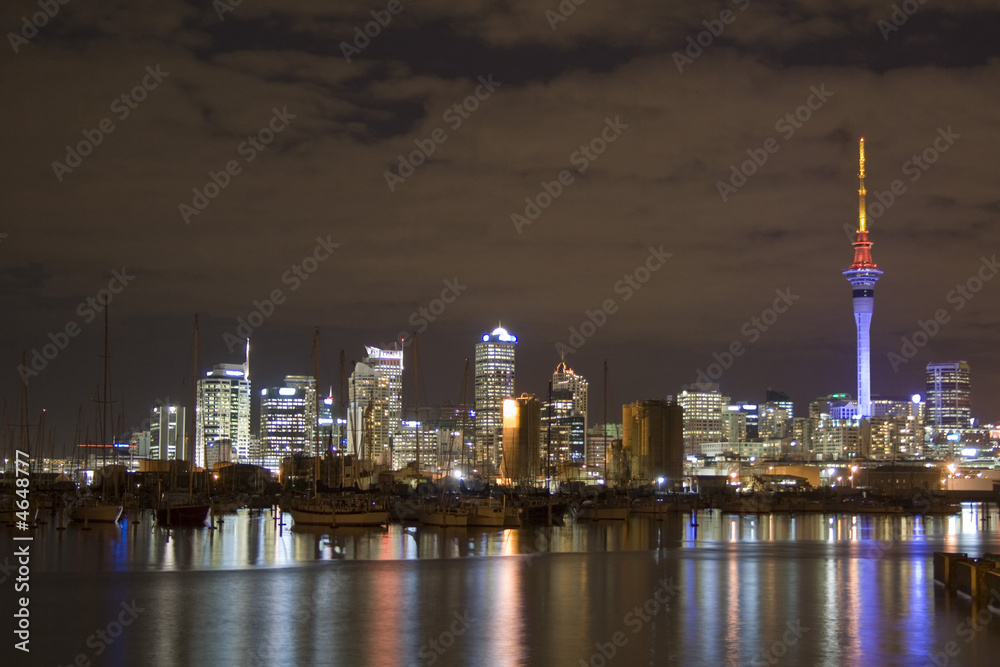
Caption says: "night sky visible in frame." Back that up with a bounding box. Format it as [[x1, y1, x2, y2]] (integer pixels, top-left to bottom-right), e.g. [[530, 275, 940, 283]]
[[3, 0, 998, 456]]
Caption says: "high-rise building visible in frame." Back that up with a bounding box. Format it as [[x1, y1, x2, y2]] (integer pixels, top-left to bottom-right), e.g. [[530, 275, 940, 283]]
[[347, 346, 404, 463], [759, 403, 790, 439], [843, 138, 883, 418], [542, 362, 588, 467], [149, 402, 185, 461], [723, 405, 747, 443], [196, 363, 251, 467], [677, 388, 726, 456], [622, 400, 684, 486], [501, 394, 540, 483], [261, 375, 317, 460], [926, 361, 972, 430], [765, 389, 794, 419], [474, 325, 517, 471]]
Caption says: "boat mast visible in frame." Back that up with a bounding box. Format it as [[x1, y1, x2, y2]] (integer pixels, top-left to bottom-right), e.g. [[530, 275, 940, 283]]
[[189, 314, 199, 500], [312, 328, 321, 494], [339, 348, 346, 489], [603, 359, 608, 485], [459, 359, 469, 476], [412, 331, 420, 480]]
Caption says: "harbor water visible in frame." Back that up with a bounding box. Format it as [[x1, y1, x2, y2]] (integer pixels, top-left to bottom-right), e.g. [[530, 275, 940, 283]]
[[3, 506, 1000, 666]]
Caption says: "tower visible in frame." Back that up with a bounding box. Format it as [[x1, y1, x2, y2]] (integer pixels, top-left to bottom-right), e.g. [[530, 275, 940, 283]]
[[843, 138, 883, 419], [474, 324, 517, 472]]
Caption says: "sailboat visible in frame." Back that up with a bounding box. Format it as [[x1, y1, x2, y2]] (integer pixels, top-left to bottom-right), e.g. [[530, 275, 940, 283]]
[[1, 380, 41, 525], [155, 315, 210, 527], [69, 311, 123, 524]]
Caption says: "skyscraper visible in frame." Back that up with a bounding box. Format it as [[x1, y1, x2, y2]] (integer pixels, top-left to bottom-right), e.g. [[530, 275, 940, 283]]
[[196, 363, 251, 467], [149, 402, 185, 461], [677, 387, 726, 457], [542, 361, 588, 467], [843, 138, 883, 418], [347, 346, 403, 463], [474, 324, 517, 471], [260, 375, 317, 462], [926, 361, 972, 430]]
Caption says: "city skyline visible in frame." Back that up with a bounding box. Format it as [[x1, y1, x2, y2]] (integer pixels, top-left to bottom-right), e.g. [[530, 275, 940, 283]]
[[4, 2, 999, 457]]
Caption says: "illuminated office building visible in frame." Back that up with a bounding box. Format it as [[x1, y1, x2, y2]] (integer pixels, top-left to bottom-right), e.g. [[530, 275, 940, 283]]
[[149, 402, 185, 461], [196, 362, 251, 466], [261, 375, 317, 456], [474, 325, 517, 471], [677, 387, 726, 457], [926, 361, 972, 430], [542, 362, 588, 466], [346, 346, 403, 464]]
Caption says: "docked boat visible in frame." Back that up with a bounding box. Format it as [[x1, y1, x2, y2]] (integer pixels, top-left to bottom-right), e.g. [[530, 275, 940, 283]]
[[521, 499, 568, 525], [462, 499, 506, 528], [69, 497, 123, 523], [417, 505, 468, 527], [155, 493, 210, 526], [287, 498, 389, 527], [576, 499, 629, 521], [156, 503, 210, 526]]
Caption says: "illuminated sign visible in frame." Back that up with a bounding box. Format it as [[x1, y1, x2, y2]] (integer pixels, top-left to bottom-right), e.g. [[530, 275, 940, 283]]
[[224, 369, 244, 377], [365, 346, 403, 360], [278, 388, 297, 396], [491, 326, 517, 343], [911, 393, 921, 403]]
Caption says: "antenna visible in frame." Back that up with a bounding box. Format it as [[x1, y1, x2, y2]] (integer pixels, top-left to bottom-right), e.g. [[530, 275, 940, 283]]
[[858, 137, 866, 233]]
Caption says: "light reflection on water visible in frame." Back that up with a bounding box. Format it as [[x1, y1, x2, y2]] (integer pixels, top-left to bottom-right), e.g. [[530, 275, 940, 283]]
[[5, 505, 1000, 666], [18, 507, 1000, 571]]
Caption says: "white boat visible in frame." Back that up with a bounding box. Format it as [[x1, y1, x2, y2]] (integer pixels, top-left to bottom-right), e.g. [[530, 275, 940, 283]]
[[69, 498, 123, 523], [417, 506, 468, 527], [462, 499, 506, 527], [288, 499, 389, 527]]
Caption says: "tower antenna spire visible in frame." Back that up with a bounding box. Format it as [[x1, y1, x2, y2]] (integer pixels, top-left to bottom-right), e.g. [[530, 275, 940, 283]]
[[858, 137, 867, 233]]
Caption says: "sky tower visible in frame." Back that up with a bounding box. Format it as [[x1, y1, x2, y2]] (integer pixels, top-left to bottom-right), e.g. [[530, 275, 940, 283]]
[[843, 138, 883, 419]]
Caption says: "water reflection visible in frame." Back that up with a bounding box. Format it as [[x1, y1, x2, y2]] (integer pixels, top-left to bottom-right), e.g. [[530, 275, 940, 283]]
[[10, 505, 999, 572], [10, 504, 1000, 667]]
